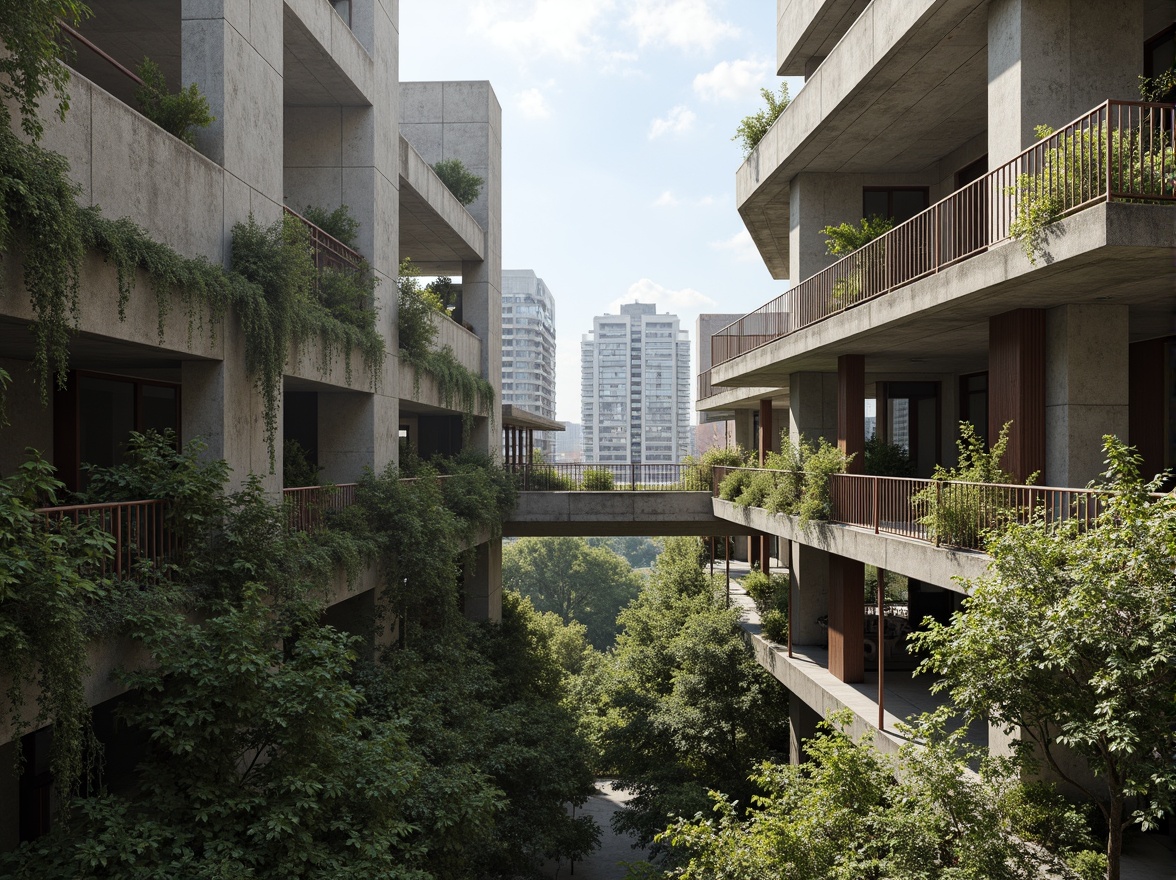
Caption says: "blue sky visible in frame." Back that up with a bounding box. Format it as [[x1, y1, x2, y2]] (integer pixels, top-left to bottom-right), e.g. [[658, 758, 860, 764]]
[[399, 1, 803, 422]]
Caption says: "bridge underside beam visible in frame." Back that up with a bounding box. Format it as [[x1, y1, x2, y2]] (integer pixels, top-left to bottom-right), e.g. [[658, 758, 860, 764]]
[[504, 491, 760, 538]]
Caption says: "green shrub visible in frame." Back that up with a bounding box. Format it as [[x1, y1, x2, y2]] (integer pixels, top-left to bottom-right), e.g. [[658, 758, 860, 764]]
[[761, 609, 788, 644], [134, 58, 214, 146], [681, 445, 751, 491], [282, 438, 320, 488], [864, 434, 914, 477], [581, 468, 614, 491], [718, 467, 752, 502], [821, 216, 893, 257], [914, 421, 1030, 548], [432, 158, 483, 206], [301, 204, 360, 248], [743, 569, 789, 617], [732, 83, 790, 157]]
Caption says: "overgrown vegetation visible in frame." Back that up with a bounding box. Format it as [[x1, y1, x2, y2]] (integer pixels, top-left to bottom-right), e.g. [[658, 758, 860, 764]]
[[432, 158, 484, 206], [681, 444, 749, 491], [397, 262, 494, 424], [133, 58, 214, 146], [300, 203, 360, 248], [912, 438, 1176, 879], [732, 83, 791, 158], [718, 435, 850, 523], [864, 433, 914, 477], [0, 0, 90, 141], [658, 711, 1104, 879], [914, 421, 1029, 548], [1008, 119, 1175, 265], [582, 467, 615, 490]]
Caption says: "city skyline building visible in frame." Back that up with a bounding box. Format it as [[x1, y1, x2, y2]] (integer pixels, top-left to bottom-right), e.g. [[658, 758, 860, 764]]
[[502, 270, 557, 455], [582, 302, 691, 464]]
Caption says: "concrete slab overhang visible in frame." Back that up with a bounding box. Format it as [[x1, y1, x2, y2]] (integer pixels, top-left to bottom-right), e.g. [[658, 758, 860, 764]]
[[713, 498, 991, 592], [697, 386, 786, 414], [283, 0, 376, 106], [398, 137, 486, 274], [502, 405, 564, 432], [504, 492, 762, 538], [712, 202, 1176, 387], [739, 0, 988, 279], [778, 0, 872, 76]]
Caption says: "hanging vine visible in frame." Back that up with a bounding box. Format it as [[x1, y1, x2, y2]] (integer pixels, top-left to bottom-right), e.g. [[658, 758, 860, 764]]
[[0, 127, 385, 466]]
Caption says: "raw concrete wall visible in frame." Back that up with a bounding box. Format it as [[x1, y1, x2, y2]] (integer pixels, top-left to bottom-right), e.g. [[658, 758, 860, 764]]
[[505, 492, 756, 537]]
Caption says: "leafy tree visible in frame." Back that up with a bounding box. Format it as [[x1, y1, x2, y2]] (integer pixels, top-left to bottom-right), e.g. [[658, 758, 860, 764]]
[[659, 712, 1103, 879], [133, 58, 215, 146], [301, 203, 360, 248], [910, 438, 1176, 880], [0, 0, 90, 140], [587, 536, 662, 570], [864, 432, 914, 477], [595, 538, 789, 853], [432, 158, 484, 206], [732, 83, 790, 157], [503, 536, 643, 649]]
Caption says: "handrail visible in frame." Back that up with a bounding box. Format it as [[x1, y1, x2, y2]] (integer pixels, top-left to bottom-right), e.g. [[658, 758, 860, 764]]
[[508, 462, 713, 492], [37, 498, 175, 580], [283, 206, 364, 275], [712, 99, 1176, 370], [709, 467, 1147, 552], [58, 20, 145, 87]]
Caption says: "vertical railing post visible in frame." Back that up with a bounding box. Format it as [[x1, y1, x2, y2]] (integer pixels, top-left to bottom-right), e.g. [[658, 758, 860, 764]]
[[935, 481, 942, 547], [631, 463, 637, 491], [873, 476, 880, 534]]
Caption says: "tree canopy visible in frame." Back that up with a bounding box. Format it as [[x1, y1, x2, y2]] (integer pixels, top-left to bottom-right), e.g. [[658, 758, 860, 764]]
[[911, 438, 1176, 880], [503, 536, 643, 649]]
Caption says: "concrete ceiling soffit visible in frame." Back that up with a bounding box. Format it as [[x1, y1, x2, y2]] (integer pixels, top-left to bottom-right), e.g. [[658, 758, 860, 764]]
[[282, 3, 372, 106]]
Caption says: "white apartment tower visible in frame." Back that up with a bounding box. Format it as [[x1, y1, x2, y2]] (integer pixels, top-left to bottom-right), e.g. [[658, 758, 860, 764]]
[[582, 303, 691, 464], [502, 270, 557, 454]]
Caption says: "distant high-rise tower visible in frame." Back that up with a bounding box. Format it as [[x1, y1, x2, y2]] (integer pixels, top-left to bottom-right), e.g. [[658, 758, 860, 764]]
[[502, 270, 557, 454], [581, 302, 691, 463]]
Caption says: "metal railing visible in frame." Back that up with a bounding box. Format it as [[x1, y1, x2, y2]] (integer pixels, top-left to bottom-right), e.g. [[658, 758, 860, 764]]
[[509, 462, 713, 492], [284, 483, 359, 532], [712, 100, 1176, 369], [712, 467, 1113, 552], [37, 499, 176, 580], [283, 206, 365, 275], [698, 369, 715, 401], [58, 20, 145, 88]]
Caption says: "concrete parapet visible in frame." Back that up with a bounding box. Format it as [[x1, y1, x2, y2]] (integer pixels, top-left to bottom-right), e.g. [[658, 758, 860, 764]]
[[505, 492, 758, 537]]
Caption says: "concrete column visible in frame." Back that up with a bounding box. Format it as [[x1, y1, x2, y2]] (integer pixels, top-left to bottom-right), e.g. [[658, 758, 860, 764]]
[[828, 555, 865, 683], [1045, 304, 1129, 486], [758, 399, 773, 465], [838, 355, 865, 474], [181, 322, 277, 493], [790, 543, 830, 646], [987, 0, 1142, 165], [317, 393, 379, 483], [182, 0, 284, 232], [989, 309, 1046, 482], [464, 539, 503, 623], [789, 696, 821, 766], [789, 172, 865, 283], [733, 408, 756, 452], [789, 372, 838, 447]]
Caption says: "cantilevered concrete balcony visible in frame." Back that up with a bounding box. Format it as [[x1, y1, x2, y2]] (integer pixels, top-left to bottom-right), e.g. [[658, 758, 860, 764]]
[[741, 0, 989, 278], [398, 137, 486, 274], [715, 102, 1176, 390], [777, 0, 871, 77]]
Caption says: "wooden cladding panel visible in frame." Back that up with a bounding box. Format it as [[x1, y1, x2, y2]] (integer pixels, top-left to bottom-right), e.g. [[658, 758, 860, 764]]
[[988, 310, 1045, 482], [828, 555, 865, 683]]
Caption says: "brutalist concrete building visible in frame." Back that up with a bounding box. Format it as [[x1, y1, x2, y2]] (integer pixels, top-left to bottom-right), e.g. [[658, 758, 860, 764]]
[[698, 0, 1174, 767]]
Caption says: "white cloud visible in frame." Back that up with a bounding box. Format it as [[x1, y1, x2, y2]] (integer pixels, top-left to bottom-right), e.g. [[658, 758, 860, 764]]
[[693, 57, 773, 102], [648, 105, 696, 139], [609, 278, 717, 314], [516, 86, 552, 119], [470, 0, 614, 61], [711, 228, 759, 263], [653, 190, 680, 207], [625, 0, 739, 52]]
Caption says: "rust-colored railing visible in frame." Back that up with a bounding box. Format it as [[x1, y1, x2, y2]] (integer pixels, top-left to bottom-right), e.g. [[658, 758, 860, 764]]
[[58, 20, 145, 87], [509, 462, 712, 492], [712, 467, 1114, 552], [283, 206, 364, 275], [37, 499, 176, 580], [284, 483, 359, 532], [712, 100, 1176, 369], [698, 369, 715, 401]]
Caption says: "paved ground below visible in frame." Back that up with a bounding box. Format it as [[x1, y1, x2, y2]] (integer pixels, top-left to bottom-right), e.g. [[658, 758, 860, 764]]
[[542, 780, 647, 880]]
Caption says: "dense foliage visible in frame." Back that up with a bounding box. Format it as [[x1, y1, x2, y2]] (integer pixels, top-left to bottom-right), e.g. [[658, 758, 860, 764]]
[[732, 83, 790, 157], [586, 536, 662, 570], [820, 215, 894, 257], [718, 435, 850, 522], [432, 158, 484, 206], [584, 538, 790, 856], [657, 712, 1104, 880], [864, 433, 915, 477], [911, 438, 1176, 879], [133, 58, 214, 146], [0, 0, 90, 140], [503, 536, 643, 649], [681, 445, 750, 492], [301, 204, 360, 249]]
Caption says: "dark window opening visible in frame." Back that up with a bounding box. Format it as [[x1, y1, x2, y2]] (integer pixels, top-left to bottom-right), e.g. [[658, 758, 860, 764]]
[[863, 187, 930, 225]]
